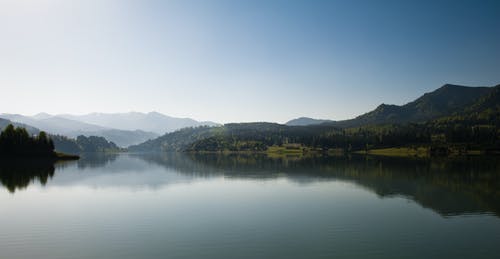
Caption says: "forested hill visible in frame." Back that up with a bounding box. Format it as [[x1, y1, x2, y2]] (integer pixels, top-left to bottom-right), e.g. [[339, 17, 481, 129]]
[[330, 84, 495, 128], [0, 124, 58, 158], [128, 123, 340, 152], [435, 84, 500, 125], [290, 84, 495, 127], [130, 84, 500, 154], [51, 135, 122, 154]]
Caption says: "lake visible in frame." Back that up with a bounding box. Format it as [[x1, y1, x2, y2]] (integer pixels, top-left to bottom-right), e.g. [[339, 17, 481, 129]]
[[1, 153, 500, 259]]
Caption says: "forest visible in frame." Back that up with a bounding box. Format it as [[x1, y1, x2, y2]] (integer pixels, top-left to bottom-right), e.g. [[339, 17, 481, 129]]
[[0, 124, 56, 157], [149, 121, 499, 155], [51, 134, 122, 154]]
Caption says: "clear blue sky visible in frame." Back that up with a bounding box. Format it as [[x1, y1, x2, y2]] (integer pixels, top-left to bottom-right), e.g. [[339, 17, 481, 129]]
[[1, 0, 499, 123]]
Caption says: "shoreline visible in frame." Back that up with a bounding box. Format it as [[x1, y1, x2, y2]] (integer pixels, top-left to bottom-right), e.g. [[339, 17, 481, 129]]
[[0, 152, 80, 161]]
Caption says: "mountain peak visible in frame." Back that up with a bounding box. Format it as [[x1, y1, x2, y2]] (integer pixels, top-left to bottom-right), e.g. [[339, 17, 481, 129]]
[[147, 111, 164, 116], [33, 112, 52, 119], [286, 117, 333, 126], [440, 83, 465, 88]]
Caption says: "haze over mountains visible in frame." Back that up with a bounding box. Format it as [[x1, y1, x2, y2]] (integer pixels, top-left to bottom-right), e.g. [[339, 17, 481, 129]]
[[59, 112, 219, 134], [0, 112, 218, 147]]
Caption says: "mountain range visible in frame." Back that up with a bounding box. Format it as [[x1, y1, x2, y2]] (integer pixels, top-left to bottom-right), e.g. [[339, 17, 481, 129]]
[[0, 112, 218, 147], [131, 83, 500, 153], [0, 118, 40, 134], [58, 112, 219, 134], [2, 83, 499, 152]]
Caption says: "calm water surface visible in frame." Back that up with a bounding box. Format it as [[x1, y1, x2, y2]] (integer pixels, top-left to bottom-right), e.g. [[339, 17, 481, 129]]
[[1, 153, 500, 259]]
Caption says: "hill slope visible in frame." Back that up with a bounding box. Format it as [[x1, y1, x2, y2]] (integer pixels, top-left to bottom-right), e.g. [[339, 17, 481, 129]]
[[433, 84, 500, 125], [328, 84, 493, 128], [0, 118, 40, 135]]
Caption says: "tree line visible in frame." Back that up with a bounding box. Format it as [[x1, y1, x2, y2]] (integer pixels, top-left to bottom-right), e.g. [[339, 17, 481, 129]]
[[0, 124, 55, 157], [181, 121, 499, 154]]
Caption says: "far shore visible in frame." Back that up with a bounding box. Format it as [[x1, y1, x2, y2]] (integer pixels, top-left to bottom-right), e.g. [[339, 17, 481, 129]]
[[0, 152, 80, 161]]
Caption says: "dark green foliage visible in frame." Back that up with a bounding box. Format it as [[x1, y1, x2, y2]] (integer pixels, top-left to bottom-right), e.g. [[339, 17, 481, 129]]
[[130, 121, 500, 153], [129, 126, 218, 152], [76, 135, 121, 152], [435, 85, 500, 126], [0, 124, 55, 157], [51, 134, 121, 154], [51, 135, 81, 154]]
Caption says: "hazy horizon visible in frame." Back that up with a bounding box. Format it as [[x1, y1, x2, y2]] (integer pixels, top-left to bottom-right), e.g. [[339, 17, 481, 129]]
[[2, 110, 320, 124], [3, 82, 498, 125], [1, 0, 499, 123]]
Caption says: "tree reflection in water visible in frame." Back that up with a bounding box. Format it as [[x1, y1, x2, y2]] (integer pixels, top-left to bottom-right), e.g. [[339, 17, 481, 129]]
[[137, 153, 500, 217], [0, 158, 56, 193], [1, 153, 499, 217]]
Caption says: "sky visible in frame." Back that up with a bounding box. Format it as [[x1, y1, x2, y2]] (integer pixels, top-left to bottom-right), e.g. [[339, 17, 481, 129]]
[[0, 0, 499, 123]]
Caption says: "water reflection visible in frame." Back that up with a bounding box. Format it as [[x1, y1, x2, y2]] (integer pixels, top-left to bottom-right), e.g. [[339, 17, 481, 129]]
[[0, 158, 56, 193], [1, 153, 499, 217], [77, 153, 119, 169], [137, 153, 500, 217]]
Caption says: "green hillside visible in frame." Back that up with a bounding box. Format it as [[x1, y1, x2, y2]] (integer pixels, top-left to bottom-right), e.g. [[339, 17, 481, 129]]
[[129, 84, 500, 156], [329, 84, 494, 128]]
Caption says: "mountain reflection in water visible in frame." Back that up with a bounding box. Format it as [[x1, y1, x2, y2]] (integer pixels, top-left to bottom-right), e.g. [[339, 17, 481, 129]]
[[1, 153, 499, 217]]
